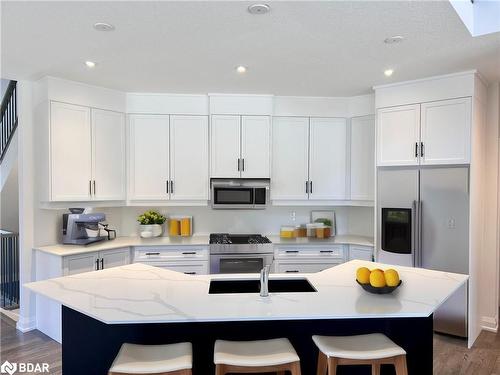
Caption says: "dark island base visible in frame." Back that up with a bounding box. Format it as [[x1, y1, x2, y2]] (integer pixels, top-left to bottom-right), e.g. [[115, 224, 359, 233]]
[[62, 306, 433, 375]]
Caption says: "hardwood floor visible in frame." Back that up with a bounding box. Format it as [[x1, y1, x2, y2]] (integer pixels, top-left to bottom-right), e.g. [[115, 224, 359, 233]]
[[1, 312, 499, 374]]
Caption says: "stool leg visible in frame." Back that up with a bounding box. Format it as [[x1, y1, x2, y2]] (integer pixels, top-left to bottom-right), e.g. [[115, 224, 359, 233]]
[[290, 361, 302, 375], [394, 355, 408, 375], [215, 364, 226, 375], [316, 352, 328, 375], [327, 357, 338, 375], [372, 362, 381, 375]]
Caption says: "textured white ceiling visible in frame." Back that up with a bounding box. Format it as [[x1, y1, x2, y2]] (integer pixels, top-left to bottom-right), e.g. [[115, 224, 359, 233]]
[[1, 1, 499, 96]]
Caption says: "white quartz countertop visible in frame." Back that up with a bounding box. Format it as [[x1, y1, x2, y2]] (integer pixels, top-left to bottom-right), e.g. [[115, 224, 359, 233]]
[[33, 235, 373, 257], [25, 260, 467, 325]]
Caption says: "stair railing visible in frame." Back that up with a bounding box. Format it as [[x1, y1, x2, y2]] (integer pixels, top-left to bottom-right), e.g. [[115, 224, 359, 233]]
[[0, 80, 18, 163]]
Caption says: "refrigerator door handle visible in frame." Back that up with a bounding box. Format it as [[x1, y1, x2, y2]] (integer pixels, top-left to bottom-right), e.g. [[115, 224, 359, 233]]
[[412, 200, 418, 267], [418, 200, 423, 268]]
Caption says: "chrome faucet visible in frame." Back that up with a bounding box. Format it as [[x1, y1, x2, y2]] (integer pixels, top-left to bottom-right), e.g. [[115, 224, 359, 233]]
[[260, 265, 270, 297]]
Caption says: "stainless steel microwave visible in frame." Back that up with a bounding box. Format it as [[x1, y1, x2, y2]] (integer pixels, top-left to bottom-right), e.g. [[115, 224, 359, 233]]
[[211, 179, 270, 209]]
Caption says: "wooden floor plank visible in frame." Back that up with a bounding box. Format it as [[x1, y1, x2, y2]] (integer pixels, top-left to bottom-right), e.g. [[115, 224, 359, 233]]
[[1, 313, 499, 374]]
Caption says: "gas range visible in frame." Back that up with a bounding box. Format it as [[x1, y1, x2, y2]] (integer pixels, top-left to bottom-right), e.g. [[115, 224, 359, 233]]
[[209, 233, 273, 254]]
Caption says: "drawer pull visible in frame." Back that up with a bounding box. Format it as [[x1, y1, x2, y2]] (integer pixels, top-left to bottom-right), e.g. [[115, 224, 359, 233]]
[[320, 250, 334, 253], [145, 252, 160, 256], [182, 251, 197, 255], [285, 270, 300, 273], [184, 272, 196, 275], [285, 250, 299, 254]]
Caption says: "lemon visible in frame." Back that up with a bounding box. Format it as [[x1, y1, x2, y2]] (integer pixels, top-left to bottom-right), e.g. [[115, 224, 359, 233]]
[[356, 267, 371, 284], [384, 269, 400, 287], [370, 269, 386, 288]]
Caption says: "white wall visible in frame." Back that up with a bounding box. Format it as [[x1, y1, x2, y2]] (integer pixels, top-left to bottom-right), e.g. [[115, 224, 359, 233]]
[[0, 160, 19, 232], [478, 81, 500, 333]]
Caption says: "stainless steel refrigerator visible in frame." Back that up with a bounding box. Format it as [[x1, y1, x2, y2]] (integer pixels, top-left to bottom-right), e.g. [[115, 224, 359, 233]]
[[377, 166, 469, 337]]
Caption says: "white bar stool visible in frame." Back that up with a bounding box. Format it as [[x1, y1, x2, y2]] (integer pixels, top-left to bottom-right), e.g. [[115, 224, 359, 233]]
[[108, 342, 192, 375], [214, 338, 301, 375], [312, 334, 408, 375]]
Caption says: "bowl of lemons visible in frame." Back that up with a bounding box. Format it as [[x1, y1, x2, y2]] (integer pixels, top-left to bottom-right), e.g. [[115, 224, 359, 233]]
[[356, 267, 402, 294]]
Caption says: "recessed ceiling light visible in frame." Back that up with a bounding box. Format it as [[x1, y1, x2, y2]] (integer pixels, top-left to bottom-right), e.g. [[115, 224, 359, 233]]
[[236, 65, 247, 74], [384, 69, 394, 77], [93, 22, 115, 31], [248, 4, 270, 15], [85, 61, 96, 68], [384, 35, 404, 44]]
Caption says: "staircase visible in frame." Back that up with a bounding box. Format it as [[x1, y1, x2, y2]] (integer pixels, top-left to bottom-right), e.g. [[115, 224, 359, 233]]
[[0, 80, 18, 164]]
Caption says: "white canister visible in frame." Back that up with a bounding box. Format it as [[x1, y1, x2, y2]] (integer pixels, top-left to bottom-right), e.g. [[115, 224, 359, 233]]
[[139, 224, 163, 238]]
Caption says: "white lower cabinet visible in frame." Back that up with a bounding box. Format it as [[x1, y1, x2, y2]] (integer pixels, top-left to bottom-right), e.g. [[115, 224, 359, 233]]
[[275, 262, 339, 274], [348, 245, 374, 261], [273, 244, 346, 274], [63, 247, 130, 275], [133, 246, 209, 275]]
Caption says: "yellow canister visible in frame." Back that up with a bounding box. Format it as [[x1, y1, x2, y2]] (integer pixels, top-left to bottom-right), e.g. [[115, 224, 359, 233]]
[[169, 219, 180, 236], [181, 218, 191, 236]]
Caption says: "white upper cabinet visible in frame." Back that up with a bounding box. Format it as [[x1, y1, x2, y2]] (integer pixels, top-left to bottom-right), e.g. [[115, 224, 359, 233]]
[[129, 115, 170, 200], [309, 118, 347, 200], [170, 116, 209, 200], [241, 116, 270, 178], [420, 98, 471, 165], [377, 104, 420, 166], [210, 115, 241, 178], [91, 109, 126, 201], [50, 102, 92, 201], [350, 116, 375, 201], [271, 117, 310, 200]]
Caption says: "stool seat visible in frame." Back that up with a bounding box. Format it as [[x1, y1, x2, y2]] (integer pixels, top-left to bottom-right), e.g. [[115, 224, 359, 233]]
[[214, 338, 300, 367], [312, 334, 406, 360], [109, 342, 192, 374]]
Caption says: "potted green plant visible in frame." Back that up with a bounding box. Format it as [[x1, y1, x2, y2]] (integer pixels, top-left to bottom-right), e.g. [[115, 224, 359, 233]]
[[137, 210, 166, 238]]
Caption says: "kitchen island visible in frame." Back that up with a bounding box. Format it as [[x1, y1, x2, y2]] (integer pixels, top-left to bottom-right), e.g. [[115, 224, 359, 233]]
[[25, 260, 467, 374]]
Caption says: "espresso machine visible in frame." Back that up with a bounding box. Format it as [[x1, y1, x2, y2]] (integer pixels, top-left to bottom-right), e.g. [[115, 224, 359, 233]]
[[62, 208, 114, 245]]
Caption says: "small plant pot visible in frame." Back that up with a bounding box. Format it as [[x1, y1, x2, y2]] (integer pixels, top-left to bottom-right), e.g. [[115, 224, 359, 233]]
[[139, 224, 163, 238]]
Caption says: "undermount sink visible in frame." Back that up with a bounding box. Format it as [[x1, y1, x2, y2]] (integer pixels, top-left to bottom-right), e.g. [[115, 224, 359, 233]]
[[208, 278, 317, 294]]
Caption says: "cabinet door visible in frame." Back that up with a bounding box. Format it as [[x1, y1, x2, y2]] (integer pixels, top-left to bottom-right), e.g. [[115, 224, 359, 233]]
[[349, 245, 374, 261], [92, 109, 126, 200], [420, 98, 471, 165], [129, 115, 170, 200], [241, 116, 270, 178], [63, 253, 99, 276], [50, 102, 92, 201], [210, 115, 241, 178], [309, 118, 348, 200], [377, 105, 420, 166], [170, 116, 209, 200], [275, 262, 338, 274], [271, 117, 309, 200], [350, 116, 375, 201], [100, 248, 130, 270]]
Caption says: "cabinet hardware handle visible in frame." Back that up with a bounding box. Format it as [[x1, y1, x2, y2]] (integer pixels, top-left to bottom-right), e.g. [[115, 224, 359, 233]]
[[95, 258, 99, 271], [285, 250, 299, 253], [93, 180, 96, 196], [305, 181, 309, 194], [170, 180, 174, 194], [242, 158, 245, 171], [285, 270, 300, 273], [100, 258, 104, 270], [237, 158, 240, 172], [89, 180, 92, 196], [420, 142, 424, 157], [166, 180, 169, 194], [310, 181, 313, 194], [182, 251, 196, 255], [145, 252, 160, 256], [320, 250, 333, 253], [184, 272, 196, 275], [415, 142, 419, 158]]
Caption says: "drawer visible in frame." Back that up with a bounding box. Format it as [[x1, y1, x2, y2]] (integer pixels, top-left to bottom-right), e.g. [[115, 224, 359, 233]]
[[275, 245, 345, 260], [140, 261, 209, 275], [275, 262, 339, 274], [349, 245, 373, 261], [134, 246, 209, 262]]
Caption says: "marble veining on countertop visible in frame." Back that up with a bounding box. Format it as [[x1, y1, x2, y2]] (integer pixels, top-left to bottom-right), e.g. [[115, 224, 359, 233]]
[[25, 260, 468, 325], [33, 234, 374, 257]]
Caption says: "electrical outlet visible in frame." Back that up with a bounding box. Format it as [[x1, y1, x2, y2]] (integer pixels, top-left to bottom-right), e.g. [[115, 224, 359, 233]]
[[291, 211, 296, 221], [447, 218, 456, 229]]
